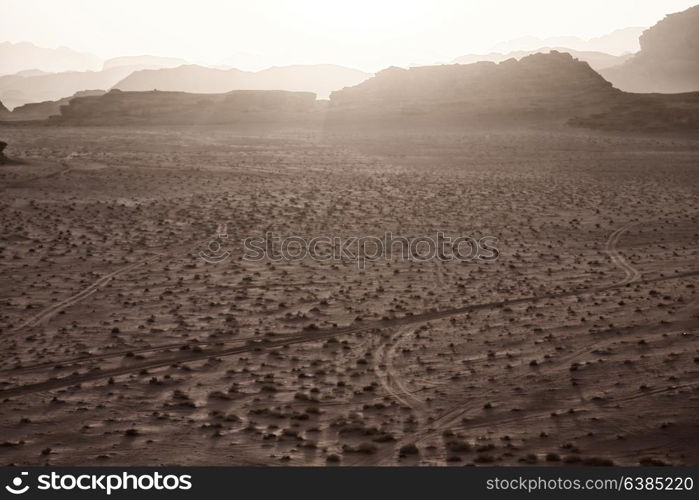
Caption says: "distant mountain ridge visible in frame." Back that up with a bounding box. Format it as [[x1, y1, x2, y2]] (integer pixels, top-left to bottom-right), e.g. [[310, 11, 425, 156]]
[[491, 27, 645, 55], [0, 63, 371, 110], [0, 41, 101, 75], [453, 48, 631, 71], [0, 65, 154, 110], [112, 64, 372, 99], [3, 52, 697, 133]]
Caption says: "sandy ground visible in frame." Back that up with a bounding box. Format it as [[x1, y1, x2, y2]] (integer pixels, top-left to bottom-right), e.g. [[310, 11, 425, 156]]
[[0, 124, 698, 466]]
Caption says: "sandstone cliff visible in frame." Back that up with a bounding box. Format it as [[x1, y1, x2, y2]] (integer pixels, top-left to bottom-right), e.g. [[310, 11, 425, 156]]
[[601, 5, 699, 93]]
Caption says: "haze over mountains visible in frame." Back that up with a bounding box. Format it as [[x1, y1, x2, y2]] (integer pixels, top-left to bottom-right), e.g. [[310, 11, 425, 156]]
[[0, 62, 370, 110], [0, 65, 169, 110], [490, 27, 645, 55], [39, 52, 625, 127], [601, 4, 699, 92], [447, 5, 699, 94], [0, 21, 656, 110], [102, 55, 188, 71], [0, 3, 698, 118], [112, 64, 371, 99], [0, 41, 102, 74], [38, 44, 699, 133], [0, 42, 189, 76]]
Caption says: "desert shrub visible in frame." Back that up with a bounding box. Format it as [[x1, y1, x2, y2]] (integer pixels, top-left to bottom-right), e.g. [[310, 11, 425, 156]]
[[399, 443, 419, 456], [445, 439, 471, 453]]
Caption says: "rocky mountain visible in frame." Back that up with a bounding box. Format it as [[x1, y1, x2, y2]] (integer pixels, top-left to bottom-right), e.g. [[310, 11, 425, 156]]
[[0, 60, 201, 110], [453, 48, 630, 71], [53, 89, 319, 125], [329, 51, 619, 122], [0, 66, 135, 110], [4, 90, 105, 121], [0, 41, 101, 75], [113, 64, 372, 99], [0, 100, 11, 119], [601, 5, 699, 93]]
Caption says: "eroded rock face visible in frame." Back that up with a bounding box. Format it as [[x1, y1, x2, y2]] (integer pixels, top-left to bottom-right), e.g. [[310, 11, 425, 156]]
[[329, 51, 618, 121], [54, 89, 318, 125], [7, 90, 105, 121], [0, 100, 11, 119], [601, 5, 699, 93]]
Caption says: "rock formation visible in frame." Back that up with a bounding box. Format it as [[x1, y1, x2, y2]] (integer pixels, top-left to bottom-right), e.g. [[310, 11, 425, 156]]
[[601, 5, 699, 93], [329, 51, 619, 122], [53, 89, 318, 125], [112, 64, 371, 100], [0, 66, 148, 110], [453, 48, 631, 71], [4, 90, 105, 121], [0, 100, 11, 119]]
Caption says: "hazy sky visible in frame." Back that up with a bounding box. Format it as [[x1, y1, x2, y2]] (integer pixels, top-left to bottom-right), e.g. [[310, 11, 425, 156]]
[[2, 0, 698, 71]]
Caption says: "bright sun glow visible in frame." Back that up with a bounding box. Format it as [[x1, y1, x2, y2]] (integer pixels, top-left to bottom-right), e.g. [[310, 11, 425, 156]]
[[283, 0, 431, 33], [2, 0, 698, 71]]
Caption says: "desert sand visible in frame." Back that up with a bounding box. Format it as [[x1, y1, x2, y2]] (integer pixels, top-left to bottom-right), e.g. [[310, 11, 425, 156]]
[[0, 124, 698, 466]]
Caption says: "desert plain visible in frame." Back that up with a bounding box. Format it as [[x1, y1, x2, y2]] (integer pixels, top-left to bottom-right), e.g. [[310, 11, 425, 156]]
[[0, 123, 698, 466]]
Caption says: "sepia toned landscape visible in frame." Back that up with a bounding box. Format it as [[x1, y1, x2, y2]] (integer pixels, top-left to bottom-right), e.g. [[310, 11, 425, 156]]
[[1, 1, 698, 467]]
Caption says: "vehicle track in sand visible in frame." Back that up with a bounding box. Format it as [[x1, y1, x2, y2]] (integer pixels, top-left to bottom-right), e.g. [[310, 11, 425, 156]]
[[363, 327, 699, 465], [363, 220, 693, 462], [371, 255, 448, 410], [604, 221, 641, 286], [373, 326, 424, 410], [12, 260, 147, 332], [1, 266, 697, 400], [0, 333, 267, 374], [7, 153, 146, 332], [11, 226, 218, 333]]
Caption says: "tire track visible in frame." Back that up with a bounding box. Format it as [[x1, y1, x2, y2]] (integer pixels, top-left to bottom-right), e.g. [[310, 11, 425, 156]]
[[369, 354, 699, 465], [372, 254, 446, 410], [2, 267, 697, 400], [12, 260, 146, 332], [11, 231, 214, 333], [605, 221, 641, 286], [373, 326, 424, 409], [364, 221, 687, 462], [0, 333, 265, 374]]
